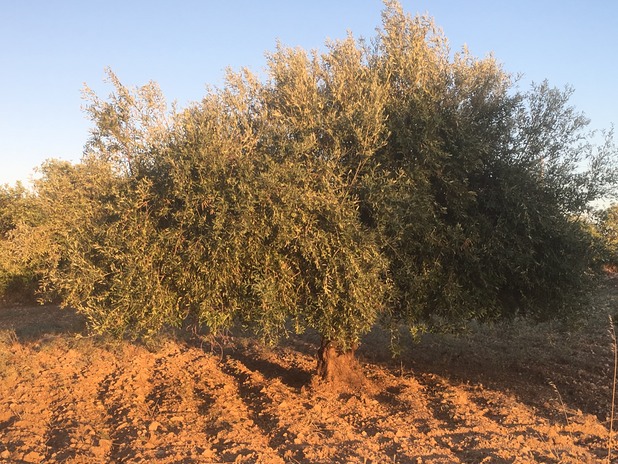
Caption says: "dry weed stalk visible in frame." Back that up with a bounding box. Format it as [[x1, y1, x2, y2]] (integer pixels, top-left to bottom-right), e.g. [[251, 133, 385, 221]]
[[544, 380, 573, 462], [608, 315, 617, 464], [549, 380, 569, 428]]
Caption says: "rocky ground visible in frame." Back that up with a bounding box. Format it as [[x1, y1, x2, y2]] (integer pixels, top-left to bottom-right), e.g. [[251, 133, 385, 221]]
[[1, 275, 617, 463]]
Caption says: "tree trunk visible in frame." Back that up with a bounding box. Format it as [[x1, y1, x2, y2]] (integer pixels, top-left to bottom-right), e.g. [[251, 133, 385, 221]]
[[316, 338, 363, 387]]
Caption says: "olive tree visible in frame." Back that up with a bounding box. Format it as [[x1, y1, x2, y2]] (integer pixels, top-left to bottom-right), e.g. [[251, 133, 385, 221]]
[[34, 1, 617, 383]]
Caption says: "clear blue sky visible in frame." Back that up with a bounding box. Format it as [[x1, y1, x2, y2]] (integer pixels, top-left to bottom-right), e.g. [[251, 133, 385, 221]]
[[1, 0, 616, 186]]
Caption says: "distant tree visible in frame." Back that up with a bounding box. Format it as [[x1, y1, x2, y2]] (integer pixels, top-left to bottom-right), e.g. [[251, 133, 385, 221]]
[[0, 182, 46, 304], [596, 204, 618, 269]]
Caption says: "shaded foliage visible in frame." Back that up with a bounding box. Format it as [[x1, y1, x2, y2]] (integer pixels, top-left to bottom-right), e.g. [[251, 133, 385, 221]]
[[357, 2, 616, 328], [595, 204, 618, 269]]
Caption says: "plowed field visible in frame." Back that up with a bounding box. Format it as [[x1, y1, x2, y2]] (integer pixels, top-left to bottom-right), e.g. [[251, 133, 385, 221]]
[[1, 276, 617, 463]]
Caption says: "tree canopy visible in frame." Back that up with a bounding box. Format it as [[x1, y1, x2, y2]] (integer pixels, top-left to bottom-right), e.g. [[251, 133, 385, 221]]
[[2, 1, 616, 373]]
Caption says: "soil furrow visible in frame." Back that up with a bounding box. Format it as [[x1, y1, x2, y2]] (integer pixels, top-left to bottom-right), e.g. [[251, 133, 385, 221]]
[[415, 372, 601, 463], [139, 346, 219, 462], [97, 368, 142, 462], [219, 357, 280, 430], [0, 353, 54, 463], [42, 348, 118, 463], [96, 346, 158, 463], [361, 367, 464, 462], [1, 281, 616, 464], [44, 399, 78, 462], [181, 349, 284, 463], [218, 355, 296, 461]]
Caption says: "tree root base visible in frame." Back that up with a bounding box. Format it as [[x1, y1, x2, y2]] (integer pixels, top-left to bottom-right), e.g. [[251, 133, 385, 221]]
[[315, 340, 365, 390]]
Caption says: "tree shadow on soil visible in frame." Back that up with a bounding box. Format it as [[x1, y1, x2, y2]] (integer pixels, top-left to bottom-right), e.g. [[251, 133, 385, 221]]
[[227, 348, 313, 390], [358, 317, 612, 424], [0, 305, 87, 342]]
